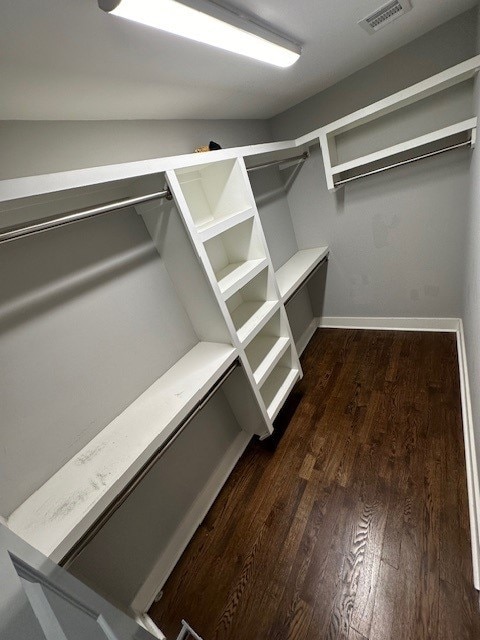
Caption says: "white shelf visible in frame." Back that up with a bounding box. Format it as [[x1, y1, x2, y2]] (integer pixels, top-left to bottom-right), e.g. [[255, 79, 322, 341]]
[[276, 247, 329, 303], [7, 342, 237, 562], [320, 56, 480, 191], [197, 207, 254, 242], [248, 336, 291, 387], [331, 118, 477, 176], [261, 366, 300, 421], [217, 258, 268, 298], [230, 300, 278, 345]]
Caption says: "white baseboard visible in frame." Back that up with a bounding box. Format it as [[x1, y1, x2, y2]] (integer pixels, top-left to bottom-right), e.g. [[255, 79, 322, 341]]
[[296, 318, 319, 355], [317, 316, 459, 332], [456, 320, 480, 589], [131, 430, 251, 615]]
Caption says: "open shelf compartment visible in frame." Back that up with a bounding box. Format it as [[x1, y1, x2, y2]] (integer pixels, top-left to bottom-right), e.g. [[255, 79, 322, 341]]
[[331, 118, 476, 187], [260, 348, 300, 421], [203, 216, 268, 298], [175, 158, 253, 233], [244, 310, 291, 387], [7, 342, 237, 562], [226, 267, 279, 345]]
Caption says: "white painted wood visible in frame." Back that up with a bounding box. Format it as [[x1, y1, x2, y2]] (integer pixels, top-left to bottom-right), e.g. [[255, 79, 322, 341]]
[[130, 430, 251, 614], [0, 56, 478, 205], [166, 166, 274, 433], [135, 614, 166, 640], [261, 363, 300, 421], [248, 336, 291, 387], [319, 56, 480, 191], [323, 56, 480, 136], [276, 247, 330, 302], [197, 206, 254, 241], [0, 140, 300, 204], [0, 525, 155, 640], [139, 199, 232, 345], [331, 118, 477, 175], [217, 258, 269, 298], [229, 300, 279, 345], [7, 342, 237, 562], [316, 316, 460, 331]]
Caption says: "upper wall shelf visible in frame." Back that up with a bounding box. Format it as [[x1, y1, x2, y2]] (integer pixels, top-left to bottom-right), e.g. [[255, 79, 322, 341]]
[[7, 341, 237, 563], [0, 57, 478, 204], [319, 56, 480, 191], [276, 247, 329, 304]]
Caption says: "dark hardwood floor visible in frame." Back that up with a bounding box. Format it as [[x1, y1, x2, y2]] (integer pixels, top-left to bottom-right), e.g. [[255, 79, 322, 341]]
[[150, 329, 480, 639]]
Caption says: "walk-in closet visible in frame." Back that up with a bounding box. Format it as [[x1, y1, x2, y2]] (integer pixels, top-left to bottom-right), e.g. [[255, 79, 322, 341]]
[[2, 2, 480, 639]]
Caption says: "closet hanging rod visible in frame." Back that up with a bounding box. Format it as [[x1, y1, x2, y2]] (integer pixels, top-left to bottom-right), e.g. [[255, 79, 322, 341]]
[[59, 358, 240, 570], [284, 255, 329, 305], [334, 139, 472, 187], [0, 188, 173, 245], [247, 151, 309, 173]]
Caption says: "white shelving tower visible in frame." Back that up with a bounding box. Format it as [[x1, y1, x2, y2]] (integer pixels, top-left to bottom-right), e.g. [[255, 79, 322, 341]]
[[166, 157, 302, 430]]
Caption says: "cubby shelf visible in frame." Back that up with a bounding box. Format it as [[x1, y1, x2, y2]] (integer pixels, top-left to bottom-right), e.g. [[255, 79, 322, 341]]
[[197, 207, 254, 242], [7, 341, 237, 562], [217, 258, 268, 299], [230, 300, 279, 345], [247, 336, 291, 387], [261, 366, 300, 421], [276, 247, 329, 303]]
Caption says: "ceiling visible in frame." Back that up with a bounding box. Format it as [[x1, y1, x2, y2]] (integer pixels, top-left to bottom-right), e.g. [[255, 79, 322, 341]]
[[0, 0, 476, 120]]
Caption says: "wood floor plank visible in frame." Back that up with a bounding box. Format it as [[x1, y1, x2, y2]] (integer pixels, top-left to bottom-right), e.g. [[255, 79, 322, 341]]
[[150, 329, 480, 640]]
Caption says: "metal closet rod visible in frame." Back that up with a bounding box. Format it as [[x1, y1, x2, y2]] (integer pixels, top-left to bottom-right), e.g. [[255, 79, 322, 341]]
[[0, 188, 173, 245], [334, 139, 472, 187], [59, 358, 240, 570], [284, 255, 329, 305], [247, 151, 309, 173]]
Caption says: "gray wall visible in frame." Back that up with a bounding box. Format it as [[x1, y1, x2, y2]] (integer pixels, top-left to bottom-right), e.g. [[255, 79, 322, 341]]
[[271, 9, 477, 139], [463, 5, 480, 566], [0, 119, 272, 180], [271, 9, 476, 320], [0, 207, 200, 516]]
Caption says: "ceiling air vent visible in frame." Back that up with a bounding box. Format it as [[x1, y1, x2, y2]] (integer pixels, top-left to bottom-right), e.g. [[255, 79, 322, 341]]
[[358, 0, 412, 34]]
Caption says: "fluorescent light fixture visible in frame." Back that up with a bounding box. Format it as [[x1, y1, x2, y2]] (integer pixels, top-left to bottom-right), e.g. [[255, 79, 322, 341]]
[[98, 0, 301, 67]]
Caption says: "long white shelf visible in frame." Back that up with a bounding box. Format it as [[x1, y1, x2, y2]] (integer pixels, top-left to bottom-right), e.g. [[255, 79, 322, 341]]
[[331, 118, 477, 176], [323, 57, 480, 136], [276, 247, 329, 303], [7, 341, 237, 562], [217, 258, 268, 299], [261, 367, 300, 421]]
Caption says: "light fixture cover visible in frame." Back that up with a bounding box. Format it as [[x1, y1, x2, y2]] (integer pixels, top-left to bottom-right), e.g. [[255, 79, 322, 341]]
[[98, 0, 301, 68]]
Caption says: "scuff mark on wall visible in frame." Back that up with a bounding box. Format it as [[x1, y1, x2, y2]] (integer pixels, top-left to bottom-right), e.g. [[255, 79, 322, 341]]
[[424, 284, 440, 297], [372, 213, 400, 249]]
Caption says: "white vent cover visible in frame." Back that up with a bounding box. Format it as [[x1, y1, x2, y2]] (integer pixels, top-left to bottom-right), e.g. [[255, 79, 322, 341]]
[[358, 0, 412, 34]]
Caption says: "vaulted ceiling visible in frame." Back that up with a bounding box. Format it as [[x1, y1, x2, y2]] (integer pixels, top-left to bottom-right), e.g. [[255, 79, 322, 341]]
[[0, 0, 476, 120]]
